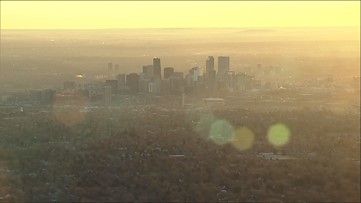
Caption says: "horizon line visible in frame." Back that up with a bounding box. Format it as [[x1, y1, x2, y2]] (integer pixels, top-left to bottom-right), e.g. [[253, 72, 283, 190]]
[[1, 25, 359, 30]]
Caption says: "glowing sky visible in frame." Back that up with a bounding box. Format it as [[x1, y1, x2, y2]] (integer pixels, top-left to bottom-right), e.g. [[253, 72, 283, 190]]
[[1, 1, 359, 29]]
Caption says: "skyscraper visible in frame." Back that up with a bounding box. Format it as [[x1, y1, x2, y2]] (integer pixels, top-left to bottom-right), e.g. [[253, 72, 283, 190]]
[[153, 57, 161, 78], [164, 67, 174, 79], [218, 56, 230, 81], [143, 65, 154, 78], [206, 56, 216, 89], [206, 56, 214, 77], [116, 74, 126, 86], [105, 80, 118, 94], [108, 62, 113, 78], [126, 73, 139, 94]]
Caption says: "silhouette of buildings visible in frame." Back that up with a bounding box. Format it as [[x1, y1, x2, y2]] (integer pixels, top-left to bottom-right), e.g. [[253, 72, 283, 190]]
[[218, 56, 230, 81], [126, 73, 139, 94], [105, 80, 118, 94], [108, 62, 113, 78], [153, 57, 161, 79], [164, 67, 174, 79], [143, 65, 154, 78], [206, 56, 216, 92]]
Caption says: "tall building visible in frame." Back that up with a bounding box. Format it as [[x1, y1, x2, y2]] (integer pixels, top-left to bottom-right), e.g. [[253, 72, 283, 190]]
[[235, 72, 247, 92], [153, 57, 161, 78], [164, 67, 174, 79], [105, 80, 118, 94], [206, 56, 216, 90], [206, 56, 215, 78], [226, 71, 236, 91], [189, 66, 200, 82], [116, 74, 126, 86], [148, 76, 161, 93], [218, 56, 230, 81], [143, 65, 154, 78], [126, 73, 139, 94], [139, 73, 151, 93]]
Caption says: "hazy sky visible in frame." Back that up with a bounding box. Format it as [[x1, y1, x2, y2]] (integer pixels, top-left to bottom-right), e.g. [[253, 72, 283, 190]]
[[1, 1, 360, 29]]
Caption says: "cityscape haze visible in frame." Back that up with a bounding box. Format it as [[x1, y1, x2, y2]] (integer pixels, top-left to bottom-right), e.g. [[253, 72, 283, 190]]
[[0, 1, 360, 202]]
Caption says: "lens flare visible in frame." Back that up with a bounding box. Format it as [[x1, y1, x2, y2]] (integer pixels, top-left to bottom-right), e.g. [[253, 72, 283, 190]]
[[195, 113, 217, 138], [267, 123, 291, 147], [209, 119, 234, 145], [231, 127, 255, 151]]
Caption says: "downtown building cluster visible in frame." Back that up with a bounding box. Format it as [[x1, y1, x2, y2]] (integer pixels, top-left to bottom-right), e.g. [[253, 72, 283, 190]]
[[99, 56, 277, 102]]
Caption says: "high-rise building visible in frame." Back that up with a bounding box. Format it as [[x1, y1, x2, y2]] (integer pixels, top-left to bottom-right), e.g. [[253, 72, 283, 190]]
[[143, 65, 154, 78], [164, 67, 174, 79], [218, 56, 230, 81], [148, 76, 161, 93], [116, 74, 126, 86], [153, 57, 161, 78], [226, 71, 236, 91], [139, 73, 150, 93], [206, 56, 216, 90], [206, 56, 214, 78], [126, 73, 139, 94], [189, 66, 200, 82], [235, 72, 247, 92], [105, 80, 118, 94]]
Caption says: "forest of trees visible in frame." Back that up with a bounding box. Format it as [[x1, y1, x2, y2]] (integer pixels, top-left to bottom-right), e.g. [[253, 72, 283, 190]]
[[0, 106, 359, 202]]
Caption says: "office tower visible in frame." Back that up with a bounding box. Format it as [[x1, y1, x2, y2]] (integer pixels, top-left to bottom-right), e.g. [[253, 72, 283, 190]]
[[126, 73, 139, 94], [151, 77, 161, 93], [164, 67, 174, 79], [148, 76, 161, 94], [235, 72, 247, 92], [190, 66, 200, 82], [153, 57, 161, 78], [206, 56, 215, 80], [218, 56, 230, 81], [105, 80, 118, 94], [206, 56, 216, 91], [116, 74, 126, 86], [139, 73, 151, 93], [226, 71, 236, 91], [143, 65, 154, 78], [104, 86, 112, 103]]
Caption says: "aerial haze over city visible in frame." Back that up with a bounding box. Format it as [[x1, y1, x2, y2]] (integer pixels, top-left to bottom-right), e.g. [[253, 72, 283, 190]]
[[0, 1, 360, 202]]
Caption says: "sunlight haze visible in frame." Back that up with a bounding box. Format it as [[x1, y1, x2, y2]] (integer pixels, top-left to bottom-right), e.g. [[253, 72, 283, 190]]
[[1, 1, 360, 29]]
